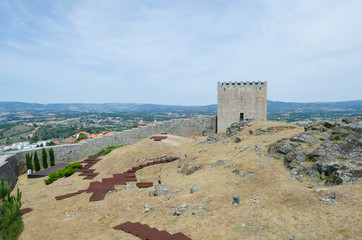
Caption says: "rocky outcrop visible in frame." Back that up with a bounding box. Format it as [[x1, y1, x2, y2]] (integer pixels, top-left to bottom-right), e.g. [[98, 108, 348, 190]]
[[268, 117, 362, 186]]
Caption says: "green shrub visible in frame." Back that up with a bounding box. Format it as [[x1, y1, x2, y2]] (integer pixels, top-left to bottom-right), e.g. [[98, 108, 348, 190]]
[[87, 145, 123, 158], [41, 148, 48, 169], [44, 162, 82, 185], [33, 152, 40, 172], [319, 137, 326, 141], [330, 130, 348, 141], [0, 178, 24, 240], [77, 133, 88, 141], [49, 148, 55, 167], [25, 153, 33, 171]]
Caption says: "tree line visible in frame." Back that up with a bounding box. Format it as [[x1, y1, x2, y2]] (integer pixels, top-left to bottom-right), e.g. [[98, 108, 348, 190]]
[[25, 148, 55, 172]]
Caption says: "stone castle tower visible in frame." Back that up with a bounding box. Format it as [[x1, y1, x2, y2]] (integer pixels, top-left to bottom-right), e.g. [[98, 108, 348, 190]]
[[217, 81, 267, 133]]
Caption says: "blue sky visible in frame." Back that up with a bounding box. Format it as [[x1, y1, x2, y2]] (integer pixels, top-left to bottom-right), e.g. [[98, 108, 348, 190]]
[[0, 0, 361, 105]]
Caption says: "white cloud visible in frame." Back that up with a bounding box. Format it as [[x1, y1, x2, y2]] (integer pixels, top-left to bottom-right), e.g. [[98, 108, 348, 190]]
[[0, 0, 361, 104]]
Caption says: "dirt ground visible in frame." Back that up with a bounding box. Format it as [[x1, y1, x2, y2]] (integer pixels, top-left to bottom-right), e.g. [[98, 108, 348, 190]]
[[15, 121, 362, 240]]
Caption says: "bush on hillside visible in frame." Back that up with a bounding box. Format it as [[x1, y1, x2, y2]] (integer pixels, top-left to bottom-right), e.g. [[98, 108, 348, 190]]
[[87, 145, 123, 158], [44, 162, 82, 185], [0, 178, 24, 240]]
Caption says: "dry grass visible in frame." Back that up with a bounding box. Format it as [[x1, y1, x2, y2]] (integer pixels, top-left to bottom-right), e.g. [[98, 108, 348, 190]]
[[15, 121, 362, 240]]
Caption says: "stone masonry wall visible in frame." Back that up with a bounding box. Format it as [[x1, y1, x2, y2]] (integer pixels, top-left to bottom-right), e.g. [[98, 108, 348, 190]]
[[0, 116, 216, 190], [217, 81, 267, 133]]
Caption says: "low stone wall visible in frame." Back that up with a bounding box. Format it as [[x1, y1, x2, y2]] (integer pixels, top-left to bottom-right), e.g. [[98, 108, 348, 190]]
[[0, 116, 216, 190]]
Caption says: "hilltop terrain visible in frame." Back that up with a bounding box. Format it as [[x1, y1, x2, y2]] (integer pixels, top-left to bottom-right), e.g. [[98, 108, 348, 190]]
[[14, 120, 362, 239]]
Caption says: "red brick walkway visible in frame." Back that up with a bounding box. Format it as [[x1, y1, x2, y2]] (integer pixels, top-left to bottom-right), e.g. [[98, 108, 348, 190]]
[[55, 156, 180, 202], [113, 221, 192, 240]]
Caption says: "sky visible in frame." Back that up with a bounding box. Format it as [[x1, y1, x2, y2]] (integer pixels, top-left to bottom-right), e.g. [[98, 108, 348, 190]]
[[0, 0, 361, 106]]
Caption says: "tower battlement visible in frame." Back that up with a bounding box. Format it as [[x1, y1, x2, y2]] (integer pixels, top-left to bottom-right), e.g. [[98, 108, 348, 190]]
[[218, 81, 267, 87], [217, 81, 267, 133]]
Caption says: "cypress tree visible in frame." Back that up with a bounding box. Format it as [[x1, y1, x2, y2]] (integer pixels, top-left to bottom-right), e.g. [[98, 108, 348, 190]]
[[49, 148, 55, 167], [25, 153, 33, 171], [41, 148, 48, 169], [0, 178, 24, 239], [33, 152, 40, 172]]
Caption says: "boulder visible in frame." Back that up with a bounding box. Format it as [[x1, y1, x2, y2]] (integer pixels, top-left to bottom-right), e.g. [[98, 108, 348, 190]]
[[190, 186, 200, 194], [212, 159, 229, 168], [225, 122, 243, 136], [324, 168, 362, 186], [290, 132, 318, 145], [278, 142, 298, 155], [149, 185, 171, 197], [235, 136, 243, 143], [284, 149, 307, 169], [181, 164, 201, 175], [207, 133, 220, 142]]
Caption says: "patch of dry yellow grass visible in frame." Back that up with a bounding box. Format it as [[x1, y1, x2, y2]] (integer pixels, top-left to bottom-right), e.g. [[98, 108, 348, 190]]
[[15, 121, 362, 240]]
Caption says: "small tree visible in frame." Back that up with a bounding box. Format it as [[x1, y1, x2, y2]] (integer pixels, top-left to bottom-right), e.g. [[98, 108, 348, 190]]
[[41, 148, 48, 169], [33, 152, 40, 172], [77, 133, 87, 141], [49, 148, 55, 167], [25, 153, 33, 172], [0, 178, 24, 239]]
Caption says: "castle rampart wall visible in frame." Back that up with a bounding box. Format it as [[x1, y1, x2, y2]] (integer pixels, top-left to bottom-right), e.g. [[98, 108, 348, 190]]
[[0, 116, 216, 191]]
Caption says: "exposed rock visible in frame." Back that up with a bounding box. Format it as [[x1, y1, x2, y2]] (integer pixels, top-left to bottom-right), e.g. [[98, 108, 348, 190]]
[[235, 136, 243, 143], [207, 133, 220, 142], [342, 117, 362, 125], [324, 168, 362, 186], [316, 188, 338, 204], [232, 170, 256, 178], [190, 186, 200, 194], [172, 202, 188, 216], [233, 194, 240, 205], [192, 204, 208, 212], [278, 142, 298, 155], [181, 164, 201, 175], [212, 159, 229, 168], [250, 126, 296, 136], [225, 122, 243, 137], [149, 185, 171, 197], [284, 148, 307, 169], [124, 184, 139, 190], [290, 132, 318, 145], [224, 164, 236, 169]]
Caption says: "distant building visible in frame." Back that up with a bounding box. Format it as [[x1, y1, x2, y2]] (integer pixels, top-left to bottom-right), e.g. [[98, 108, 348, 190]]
[[62, 137, 76, 144], [217, 81, 267, 133]]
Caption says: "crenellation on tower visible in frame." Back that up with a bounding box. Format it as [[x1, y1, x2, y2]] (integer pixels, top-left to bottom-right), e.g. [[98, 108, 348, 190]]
[[217, 81, 267, 133]]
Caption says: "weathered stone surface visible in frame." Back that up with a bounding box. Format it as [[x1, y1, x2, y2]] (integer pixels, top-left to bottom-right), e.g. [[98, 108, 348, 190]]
[[324, 168, 362, 186], [284, 148, 307, 169], [149, 185, 171, 197], [225, 122, 243, 137], [172, 202, 188, 216], [290, 132, 318, 144], [232, 170, 255, 178], [272, 118, 362, 186], [212, 159, 229, 168], [235, 136, 243, 143], [190, 186, 200, 194], [278, 142, 298, 155], [181, 164, 201, 175], [207, 133, 219, 142]]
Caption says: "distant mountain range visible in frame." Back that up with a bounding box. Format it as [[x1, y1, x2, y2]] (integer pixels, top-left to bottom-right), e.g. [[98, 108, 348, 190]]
[[0, 100, 361, 114]]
